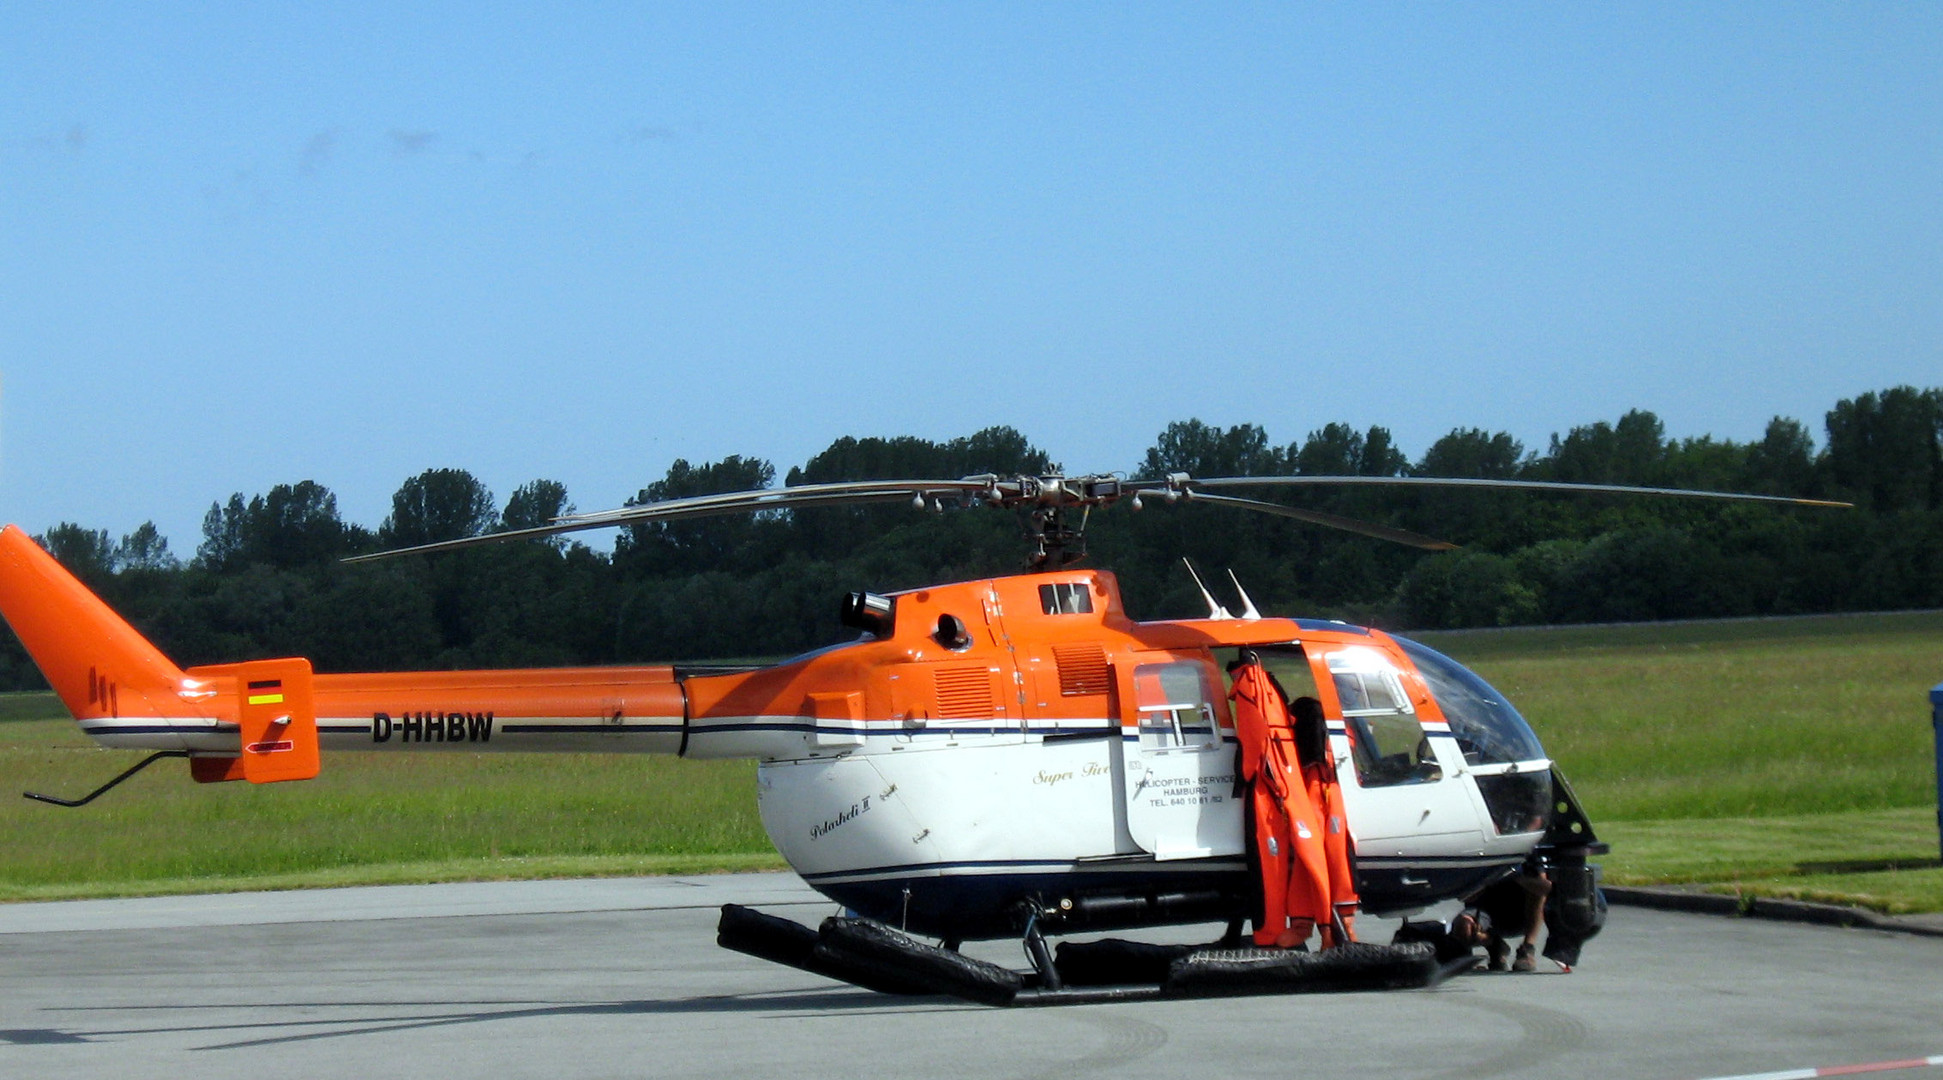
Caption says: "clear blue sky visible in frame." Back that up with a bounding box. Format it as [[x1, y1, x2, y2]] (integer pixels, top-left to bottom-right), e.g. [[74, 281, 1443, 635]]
[[4, 3, 1939, 553]]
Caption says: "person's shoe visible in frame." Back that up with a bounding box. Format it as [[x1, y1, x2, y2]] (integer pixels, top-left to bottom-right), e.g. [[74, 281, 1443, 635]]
[[1486, 938, 1510, 972], [1513, 943, 1537, 972]]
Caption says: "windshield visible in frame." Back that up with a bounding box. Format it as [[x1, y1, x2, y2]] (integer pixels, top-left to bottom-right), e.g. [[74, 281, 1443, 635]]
[[1392, 636, 1545, 766]]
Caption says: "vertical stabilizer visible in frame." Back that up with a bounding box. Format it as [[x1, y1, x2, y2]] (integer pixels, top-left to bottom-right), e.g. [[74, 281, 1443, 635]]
[[0, 524, 197, 726]]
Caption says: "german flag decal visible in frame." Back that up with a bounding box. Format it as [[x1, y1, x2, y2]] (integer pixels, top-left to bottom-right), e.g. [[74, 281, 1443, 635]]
[[226, 660, 318, 783]]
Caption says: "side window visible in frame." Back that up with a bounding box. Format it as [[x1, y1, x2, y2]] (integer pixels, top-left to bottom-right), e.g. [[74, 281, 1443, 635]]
[[1131, 661, 1219, 751], [1038, 582, 1094, 614], [1324, 648, 1442, 787], [1217, 646, 1318, 703]]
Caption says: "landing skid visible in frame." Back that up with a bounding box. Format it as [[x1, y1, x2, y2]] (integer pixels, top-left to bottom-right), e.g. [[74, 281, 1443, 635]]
[[717, 905, 1460, 1007]]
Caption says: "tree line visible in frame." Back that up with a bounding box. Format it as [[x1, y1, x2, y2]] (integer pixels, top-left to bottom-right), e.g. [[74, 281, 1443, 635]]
[[3, 386, 1939, 689]]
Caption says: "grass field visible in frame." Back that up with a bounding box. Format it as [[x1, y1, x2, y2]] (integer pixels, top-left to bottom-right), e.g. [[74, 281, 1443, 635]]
[[1594, 808, 1943, 913], [3, 610, 1940, 909], [0, 710, 782, 902], [1420, 611, 1943, 821], [1420, 611, 1943, 912]]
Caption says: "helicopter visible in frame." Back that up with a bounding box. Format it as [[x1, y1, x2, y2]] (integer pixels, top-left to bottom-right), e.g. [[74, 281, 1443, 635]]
[[0, 471, 1848, 1004]]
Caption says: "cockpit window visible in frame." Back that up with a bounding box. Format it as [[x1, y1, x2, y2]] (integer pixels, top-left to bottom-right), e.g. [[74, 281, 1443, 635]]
[[1393, 636, 1545, 765], [1323, 648, 1440, 787]]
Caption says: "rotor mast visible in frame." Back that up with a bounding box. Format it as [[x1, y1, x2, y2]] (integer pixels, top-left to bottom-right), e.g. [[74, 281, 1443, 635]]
[[998, 474, 1130, 569]]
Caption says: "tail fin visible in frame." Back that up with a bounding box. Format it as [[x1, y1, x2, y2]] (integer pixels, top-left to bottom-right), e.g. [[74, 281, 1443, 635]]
[[0, 524, 319, 783], [0, 524, 194, 723]]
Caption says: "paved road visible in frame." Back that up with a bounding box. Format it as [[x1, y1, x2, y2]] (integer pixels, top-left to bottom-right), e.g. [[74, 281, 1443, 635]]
[[3, 874, 1940, 1080]]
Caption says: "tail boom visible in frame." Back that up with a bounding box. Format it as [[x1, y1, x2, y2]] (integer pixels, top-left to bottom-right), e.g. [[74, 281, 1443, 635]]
[[305, 667, 685, 754], [0, 524, 687, 774]]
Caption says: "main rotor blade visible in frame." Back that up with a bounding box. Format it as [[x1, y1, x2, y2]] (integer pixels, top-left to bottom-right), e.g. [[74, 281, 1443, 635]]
[[343, 469, 1851, 564], [1182, 475, 1853, 509], [343, 479, 996, 563], [1183, 492, 1460, 551], [557, 478, 996, 528], [340, 518, 619, 562]]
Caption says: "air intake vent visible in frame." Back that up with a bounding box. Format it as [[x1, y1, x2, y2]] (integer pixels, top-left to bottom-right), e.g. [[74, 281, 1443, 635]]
[[1053, 644, 1110, 696], [934, 667, 994, 720]]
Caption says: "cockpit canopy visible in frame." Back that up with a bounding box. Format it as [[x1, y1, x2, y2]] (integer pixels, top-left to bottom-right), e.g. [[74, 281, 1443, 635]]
[[1388, 635, 1551, 836], [1392, 636, 1545, 766]]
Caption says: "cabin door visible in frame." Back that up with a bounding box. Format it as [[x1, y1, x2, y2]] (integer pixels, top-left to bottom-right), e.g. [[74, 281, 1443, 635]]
[[1114, 651, 1245, 861], [1304, 644, 1483, 873]]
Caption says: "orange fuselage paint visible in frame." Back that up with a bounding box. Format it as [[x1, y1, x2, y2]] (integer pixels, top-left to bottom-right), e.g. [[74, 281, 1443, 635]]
[[4, 519, 1413, 793]]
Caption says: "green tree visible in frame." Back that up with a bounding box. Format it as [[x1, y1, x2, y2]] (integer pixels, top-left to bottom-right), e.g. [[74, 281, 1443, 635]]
[[616, 456, 776, 576], [1544, 526, 1714, 622], [197, 494, 247, 569], [35, 523, 114, 586], [1543, 409, 1669, 486], [1135, 420, 1288, 479], [114, 521, 178, 572], [294, 562, 442, 671], [1662, 435, 1747, 492], [196, 481, 358, 570], [1740, 417, 1817, 497], [1822, 387, 1943, 512], [789, 426, 1053, 485], [1399, 430, 1533, 549], [1396, 550, 1539, 628], [1416, 429, 1526, 479], [380, 469, 498, 548], [1359, 427, 1409, 477], [1293, 423, 1365, 476], [502, 479, 574, 531], [785, 428, 1052, 567]]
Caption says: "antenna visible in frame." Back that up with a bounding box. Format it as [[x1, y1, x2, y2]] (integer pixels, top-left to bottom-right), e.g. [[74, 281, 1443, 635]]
[[1181, 559, 1233, 620], [1226, 569, 1262, 620]]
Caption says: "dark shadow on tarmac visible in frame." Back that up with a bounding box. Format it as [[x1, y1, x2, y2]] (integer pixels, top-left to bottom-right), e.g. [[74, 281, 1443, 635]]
[[50, 988, 972, 1050], [46, 961, 1517, 1051]]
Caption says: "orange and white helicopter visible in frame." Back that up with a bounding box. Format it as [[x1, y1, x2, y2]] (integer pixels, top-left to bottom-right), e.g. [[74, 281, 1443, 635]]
[[0, 472, 1846, 1003]]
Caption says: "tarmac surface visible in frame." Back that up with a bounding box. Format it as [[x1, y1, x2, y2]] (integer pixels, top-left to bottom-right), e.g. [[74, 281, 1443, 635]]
[[3, 872, 1941, 1080]]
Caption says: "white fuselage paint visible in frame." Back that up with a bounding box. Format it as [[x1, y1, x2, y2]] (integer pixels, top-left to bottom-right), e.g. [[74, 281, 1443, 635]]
[[733, 712, 1545, 909], [80, 700, 1545, 921]]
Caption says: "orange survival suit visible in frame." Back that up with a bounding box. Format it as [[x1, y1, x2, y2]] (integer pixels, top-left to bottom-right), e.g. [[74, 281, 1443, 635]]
[[1230, 657, 1358, 948]]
